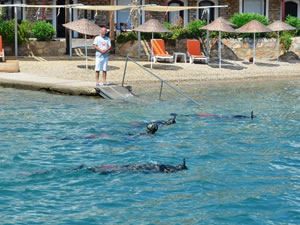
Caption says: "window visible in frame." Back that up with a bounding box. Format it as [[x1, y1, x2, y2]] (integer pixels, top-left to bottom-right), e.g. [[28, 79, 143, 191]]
[[115, 0, 145, 30], [116, 0, 131, 30], [2, 0, 25, 21], [168, 0, 184, 25], [285, 1, 299, 18], [198, 0, 215, 22], [242, 0, 267, 16]]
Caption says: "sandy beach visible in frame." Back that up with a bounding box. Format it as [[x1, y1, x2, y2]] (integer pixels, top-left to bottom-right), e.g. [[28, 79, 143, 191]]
[[19, 55, 300, 82], [1, 55, 300, 96]]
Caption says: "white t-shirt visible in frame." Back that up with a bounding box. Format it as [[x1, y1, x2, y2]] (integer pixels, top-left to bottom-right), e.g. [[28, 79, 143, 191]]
[[93, 36, 111, 58]]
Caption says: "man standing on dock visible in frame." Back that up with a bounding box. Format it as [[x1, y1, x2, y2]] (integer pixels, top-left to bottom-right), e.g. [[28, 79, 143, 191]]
[[93, 27, 111, 87]]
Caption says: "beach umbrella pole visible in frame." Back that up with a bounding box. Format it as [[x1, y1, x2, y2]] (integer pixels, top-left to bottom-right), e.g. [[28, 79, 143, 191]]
[[138, 31, 141, 58], [85, 34, 88, 69], [253, 33, 256, 64], [206, 9, 210, 60], [151, 32, 153, 69], [69, 6, 72, 60], [218, 31, 221, 68]]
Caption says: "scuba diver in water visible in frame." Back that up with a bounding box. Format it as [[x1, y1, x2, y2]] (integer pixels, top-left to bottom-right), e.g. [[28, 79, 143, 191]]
[[128, 122, 159, 138], [153, 114, 177, 126], [86, 159, 188, 174], [197, 110, 255, 119], [146, 122, 159, 134], [131, 114, 177, 128], [20, 159, 188, 176], [55, 122, 159, 141], [174, 111, 255, 120]]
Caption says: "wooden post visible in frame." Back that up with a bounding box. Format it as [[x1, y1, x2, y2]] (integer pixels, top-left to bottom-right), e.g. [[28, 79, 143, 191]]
[[109, 0, 115, 41], [42, 0, 46, 20], [282, 0, 285, 21]]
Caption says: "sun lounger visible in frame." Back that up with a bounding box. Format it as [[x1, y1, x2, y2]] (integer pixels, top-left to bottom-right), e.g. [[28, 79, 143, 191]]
[[0, 35, 5, 62], [151, 39, 173, 63], [187, 40, 207, 64]]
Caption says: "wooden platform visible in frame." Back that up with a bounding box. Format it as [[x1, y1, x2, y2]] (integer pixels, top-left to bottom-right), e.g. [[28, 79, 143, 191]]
[[0, 60, 20, 73], [95, 85, 135, 100]]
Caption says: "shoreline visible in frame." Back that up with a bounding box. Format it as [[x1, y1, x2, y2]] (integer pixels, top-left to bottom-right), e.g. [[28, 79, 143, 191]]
[[0, 56, 299, 96]]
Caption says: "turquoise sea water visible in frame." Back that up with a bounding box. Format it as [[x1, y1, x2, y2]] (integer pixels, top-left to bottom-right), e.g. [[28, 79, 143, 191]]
[[0, 80, 299, 225]]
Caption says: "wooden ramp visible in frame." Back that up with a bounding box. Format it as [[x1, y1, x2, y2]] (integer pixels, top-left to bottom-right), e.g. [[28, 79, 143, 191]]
[[95, 85, 135, 100]]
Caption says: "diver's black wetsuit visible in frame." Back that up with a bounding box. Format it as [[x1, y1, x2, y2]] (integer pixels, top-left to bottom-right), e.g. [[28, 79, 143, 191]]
[[21, 160, 187, 176], [87, 159, 188, 174], [131, 115, 177, 128], [176, 111, 255, 119], [152, 114, 177, 126]]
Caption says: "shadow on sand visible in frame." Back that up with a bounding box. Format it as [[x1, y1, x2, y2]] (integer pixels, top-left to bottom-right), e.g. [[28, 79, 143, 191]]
[[208, 59, 247, 70], [242, 62, 280, 67], [143, 63, 183, 70], [77, 65, 120, 71]]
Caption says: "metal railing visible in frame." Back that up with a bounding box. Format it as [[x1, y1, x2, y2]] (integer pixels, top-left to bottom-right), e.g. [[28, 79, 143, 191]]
[[121, 56, 202, 107]]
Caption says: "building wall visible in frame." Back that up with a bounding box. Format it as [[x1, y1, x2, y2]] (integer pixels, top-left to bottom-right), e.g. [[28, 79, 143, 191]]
[[144, 0, 166, 22], [15, 0, 282, 25], [25, 0, 54, 22], [269, 0, 281, 21], [218, 0, 281, 21], [24, 0, 110, 25], [218, 0, 239, 19]]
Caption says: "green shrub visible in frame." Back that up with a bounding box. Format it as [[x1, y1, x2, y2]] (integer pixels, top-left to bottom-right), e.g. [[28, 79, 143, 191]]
[[171, 27, 192, 39], [0, 20, 15, 44], [160, 22, 173, 39], [280, 32, 293, 51], [18, 20, 33, 43], [230, 13, 269, 38], [32, 21, 55, 41], [186, 20, 207, 38], [0, 19, 32, 44], [230, 13, 268, 28], [0, 8, 6, 23], [116, 31, 138, 43], [285, 15, 300, 36], [141, 32, 161, 40], [163, 21, 171, 30]]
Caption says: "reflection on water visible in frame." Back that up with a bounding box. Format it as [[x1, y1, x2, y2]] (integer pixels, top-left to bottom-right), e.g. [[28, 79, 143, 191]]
[[0, 79, 299, 224]]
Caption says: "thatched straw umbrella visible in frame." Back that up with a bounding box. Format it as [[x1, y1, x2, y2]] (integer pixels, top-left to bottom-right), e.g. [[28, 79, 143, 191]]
[[133, 19, 172, 69], [63, 19, 102, 69], [201, 19, 236, 68], [213, 16, 236, 27], [267, 21, 296, 60], [235, 20, 272, 64]]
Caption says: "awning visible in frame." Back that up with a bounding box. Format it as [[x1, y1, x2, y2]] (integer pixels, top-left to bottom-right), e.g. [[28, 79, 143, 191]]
[[0, 4, 228, 11], [72, 5, 132, 11], [140, 5, 228, 12]]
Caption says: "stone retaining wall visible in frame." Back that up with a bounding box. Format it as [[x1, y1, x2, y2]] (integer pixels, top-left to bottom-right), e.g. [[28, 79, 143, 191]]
[[4, 39, 66, 57], [116, 37, 300, 61], [4, 37, 300, 59]]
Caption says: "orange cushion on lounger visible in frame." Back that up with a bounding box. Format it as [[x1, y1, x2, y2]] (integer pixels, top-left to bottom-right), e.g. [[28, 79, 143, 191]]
[[191, 54, 206, 58], [152, 39, 170, 56], [187, 40, 203, 56]]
